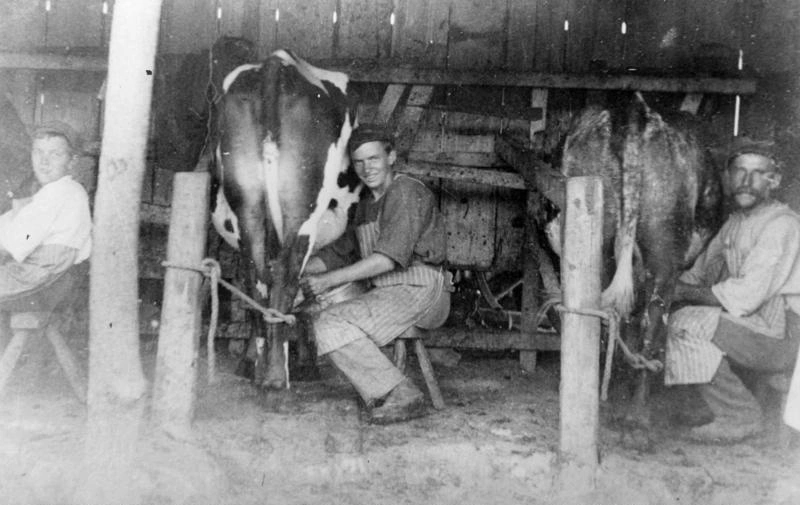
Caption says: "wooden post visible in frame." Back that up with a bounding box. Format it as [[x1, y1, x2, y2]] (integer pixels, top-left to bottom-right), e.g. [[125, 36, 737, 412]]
[[81, 1, 163, 503], [519, 190, 543, 372], [557, 176, 603, 496], [153, 172, 210, 438]]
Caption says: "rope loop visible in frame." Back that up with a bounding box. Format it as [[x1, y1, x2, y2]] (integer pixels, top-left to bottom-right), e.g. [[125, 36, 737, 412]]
[[162, 259, 296, 326]]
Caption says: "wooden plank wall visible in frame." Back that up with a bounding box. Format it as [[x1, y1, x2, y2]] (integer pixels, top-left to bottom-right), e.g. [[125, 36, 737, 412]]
[[1, 0, 796, 140], [0, 0, 797, 273], [144, 0, 799, 77]]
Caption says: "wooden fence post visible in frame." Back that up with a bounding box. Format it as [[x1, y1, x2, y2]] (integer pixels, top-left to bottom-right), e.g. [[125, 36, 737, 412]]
[[152, 172, 210, 438], [557, 176, 603, 496]]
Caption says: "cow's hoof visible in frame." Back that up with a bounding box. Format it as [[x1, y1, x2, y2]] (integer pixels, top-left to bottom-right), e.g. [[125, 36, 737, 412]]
[[291, 364, 321, 382], [234, 358, 255, 381]]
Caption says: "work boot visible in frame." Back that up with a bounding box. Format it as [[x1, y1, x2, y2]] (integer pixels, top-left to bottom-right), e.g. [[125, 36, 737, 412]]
[[686, 358, 764, 444], [367, 378, 426, 425]]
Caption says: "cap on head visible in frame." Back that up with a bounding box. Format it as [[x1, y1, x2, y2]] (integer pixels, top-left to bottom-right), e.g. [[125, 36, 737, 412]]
[[348, 124, 393, 153], [33, 121, 80, 153], [727, 136, 780, 171]]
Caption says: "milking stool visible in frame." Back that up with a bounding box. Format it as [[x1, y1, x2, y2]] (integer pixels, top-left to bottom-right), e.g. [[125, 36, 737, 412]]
[[0, 266, 87, 402], [393, 326, 445, 410]]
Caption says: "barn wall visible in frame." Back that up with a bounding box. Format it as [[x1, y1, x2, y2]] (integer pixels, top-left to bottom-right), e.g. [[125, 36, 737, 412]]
[[1, 0, 798, 275]]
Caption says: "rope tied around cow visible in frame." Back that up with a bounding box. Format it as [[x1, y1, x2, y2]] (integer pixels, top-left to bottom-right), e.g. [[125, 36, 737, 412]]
[[546, 302, 664, 402], [162, 258, 297, 384]]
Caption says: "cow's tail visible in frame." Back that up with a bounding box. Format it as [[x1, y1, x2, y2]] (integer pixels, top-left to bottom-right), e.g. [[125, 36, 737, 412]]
[[601, 92, 650, 316]]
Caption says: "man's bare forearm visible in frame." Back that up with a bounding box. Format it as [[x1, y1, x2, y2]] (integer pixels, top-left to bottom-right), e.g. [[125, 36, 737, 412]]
[[673, 280, 722, 307]]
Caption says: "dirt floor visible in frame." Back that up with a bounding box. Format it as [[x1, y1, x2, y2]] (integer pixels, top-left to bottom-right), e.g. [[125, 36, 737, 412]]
[[1, 325, 800, 505]]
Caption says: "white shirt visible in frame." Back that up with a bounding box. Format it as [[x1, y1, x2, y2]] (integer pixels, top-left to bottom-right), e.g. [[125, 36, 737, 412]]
[[0, 175, 92, 263]]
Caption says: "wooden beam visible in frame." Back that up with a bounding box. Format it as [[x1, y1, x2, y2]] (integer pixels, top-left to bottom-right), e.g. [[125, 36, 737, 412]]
[[332, 65, 758, 95], [0, 52, 758, 95], [0, 52, 107, 72], [373, 83, 406, 124], [424, 327, 560, 352], [394, 85, 434, 156], [494, 134, 565, 208], [395, 160, 525, 189]]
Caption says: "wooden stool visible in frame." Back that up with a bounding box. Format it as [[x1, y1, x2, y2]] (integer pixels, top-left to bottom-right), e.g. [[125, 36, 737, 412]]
[[393, 326, 445, 410], [0, 268, 86, 402]]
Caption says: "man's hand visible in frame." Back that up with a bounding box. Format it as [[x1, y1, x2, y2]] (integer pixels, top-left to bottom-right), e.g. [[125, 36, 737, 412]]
[[300, 273, 333, 299]]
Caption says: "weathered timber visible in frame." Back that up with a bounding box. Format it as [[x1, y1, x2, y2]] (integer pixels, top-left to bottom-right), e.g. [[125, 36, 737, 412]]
[[494, 134, 565, 208], [141, 202, 171, 226], [153, 172, 210, 438], [395, 160, 524, 189], [395, 85, 433, 156], [331, 65, 757, 94], [557, 176, 603, 496], [0, 52, 758, 95], [407, 151, 503, 168], [520, 190, 544, 372], [424, 327, 560, 351], [426, 102, 543, 122], [373, 83, 406, 124], [0, 52, 107, 71]]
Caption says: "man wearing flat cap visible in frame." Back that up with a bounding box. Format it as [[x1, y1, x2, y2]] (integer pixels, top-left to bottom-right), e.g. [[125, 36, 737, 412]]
[[0, 121, 92, 299], [665, 136, 800, 443], [300, 124, 450, 424]]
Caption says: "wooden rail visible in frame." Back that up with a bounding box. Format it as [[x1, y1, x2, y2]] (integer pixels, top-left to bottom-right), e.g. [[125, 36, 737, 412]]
[[0, 51, 757, 95]]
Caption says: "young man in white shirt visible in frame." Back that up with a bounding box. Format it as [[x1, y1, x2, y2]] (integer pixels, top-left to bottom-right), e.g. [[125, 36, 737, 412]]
[[0, 121, 92, 300]]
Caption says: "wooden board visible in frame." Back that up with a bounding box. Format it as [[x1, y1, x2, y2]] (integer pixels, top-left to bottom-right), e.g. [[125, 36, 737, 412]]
[[563, 0, 595, 73], [413, 131, 495, 153], [275, 0, 336, 60], [392, 0, 449, 66], [532, 0, 569, 72], [506, 0, 539, 71], [424, 327, 560, 352], [219, 0, 248, 39], [160, 0, 217, 54], [38, 71, 104, 141], [0, 0, 46, 51], [441, 179, 496, 269], [587, 0, 626, 71], [1, 69, 38, 126], [339, 0, 393, 59], [446, 0, 506, 70], [493, 187, 525, 271], [46, 0, 104, 49], [625, 0, 686, 72]]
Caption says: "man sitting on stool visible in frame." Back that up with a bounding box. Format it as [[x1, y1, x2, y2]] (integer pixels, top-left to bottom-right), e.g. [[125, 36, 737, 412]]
[[301, 125, 450, 424], [0, 121, 92, 301]]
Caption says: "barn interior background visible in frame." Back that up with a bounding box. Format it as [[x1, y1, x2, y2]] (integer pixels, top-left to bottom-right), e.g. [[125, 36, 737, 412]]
[[0, 0, 798, 364]]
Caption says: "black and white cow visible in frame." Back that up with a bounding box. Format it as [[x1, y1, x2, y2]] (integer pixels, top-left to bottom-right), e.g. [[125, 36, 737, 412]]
[[211, 50, 361, 389]]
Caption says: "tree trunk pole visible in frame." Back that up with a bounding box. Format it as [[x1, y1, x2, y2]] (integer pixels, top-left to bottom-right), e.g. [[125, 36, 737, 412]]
[[557, 176, 603, 497], [153, 172, 210, 438], [81, 1, 163, 503]]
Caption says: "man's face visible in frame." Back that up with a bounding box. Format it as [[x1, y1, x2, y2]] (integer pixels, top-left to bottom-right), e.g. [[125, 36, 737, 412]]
[[351, 140, 396, 197], [728, 153, 780, 211], [31, 135, 73, 185]]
